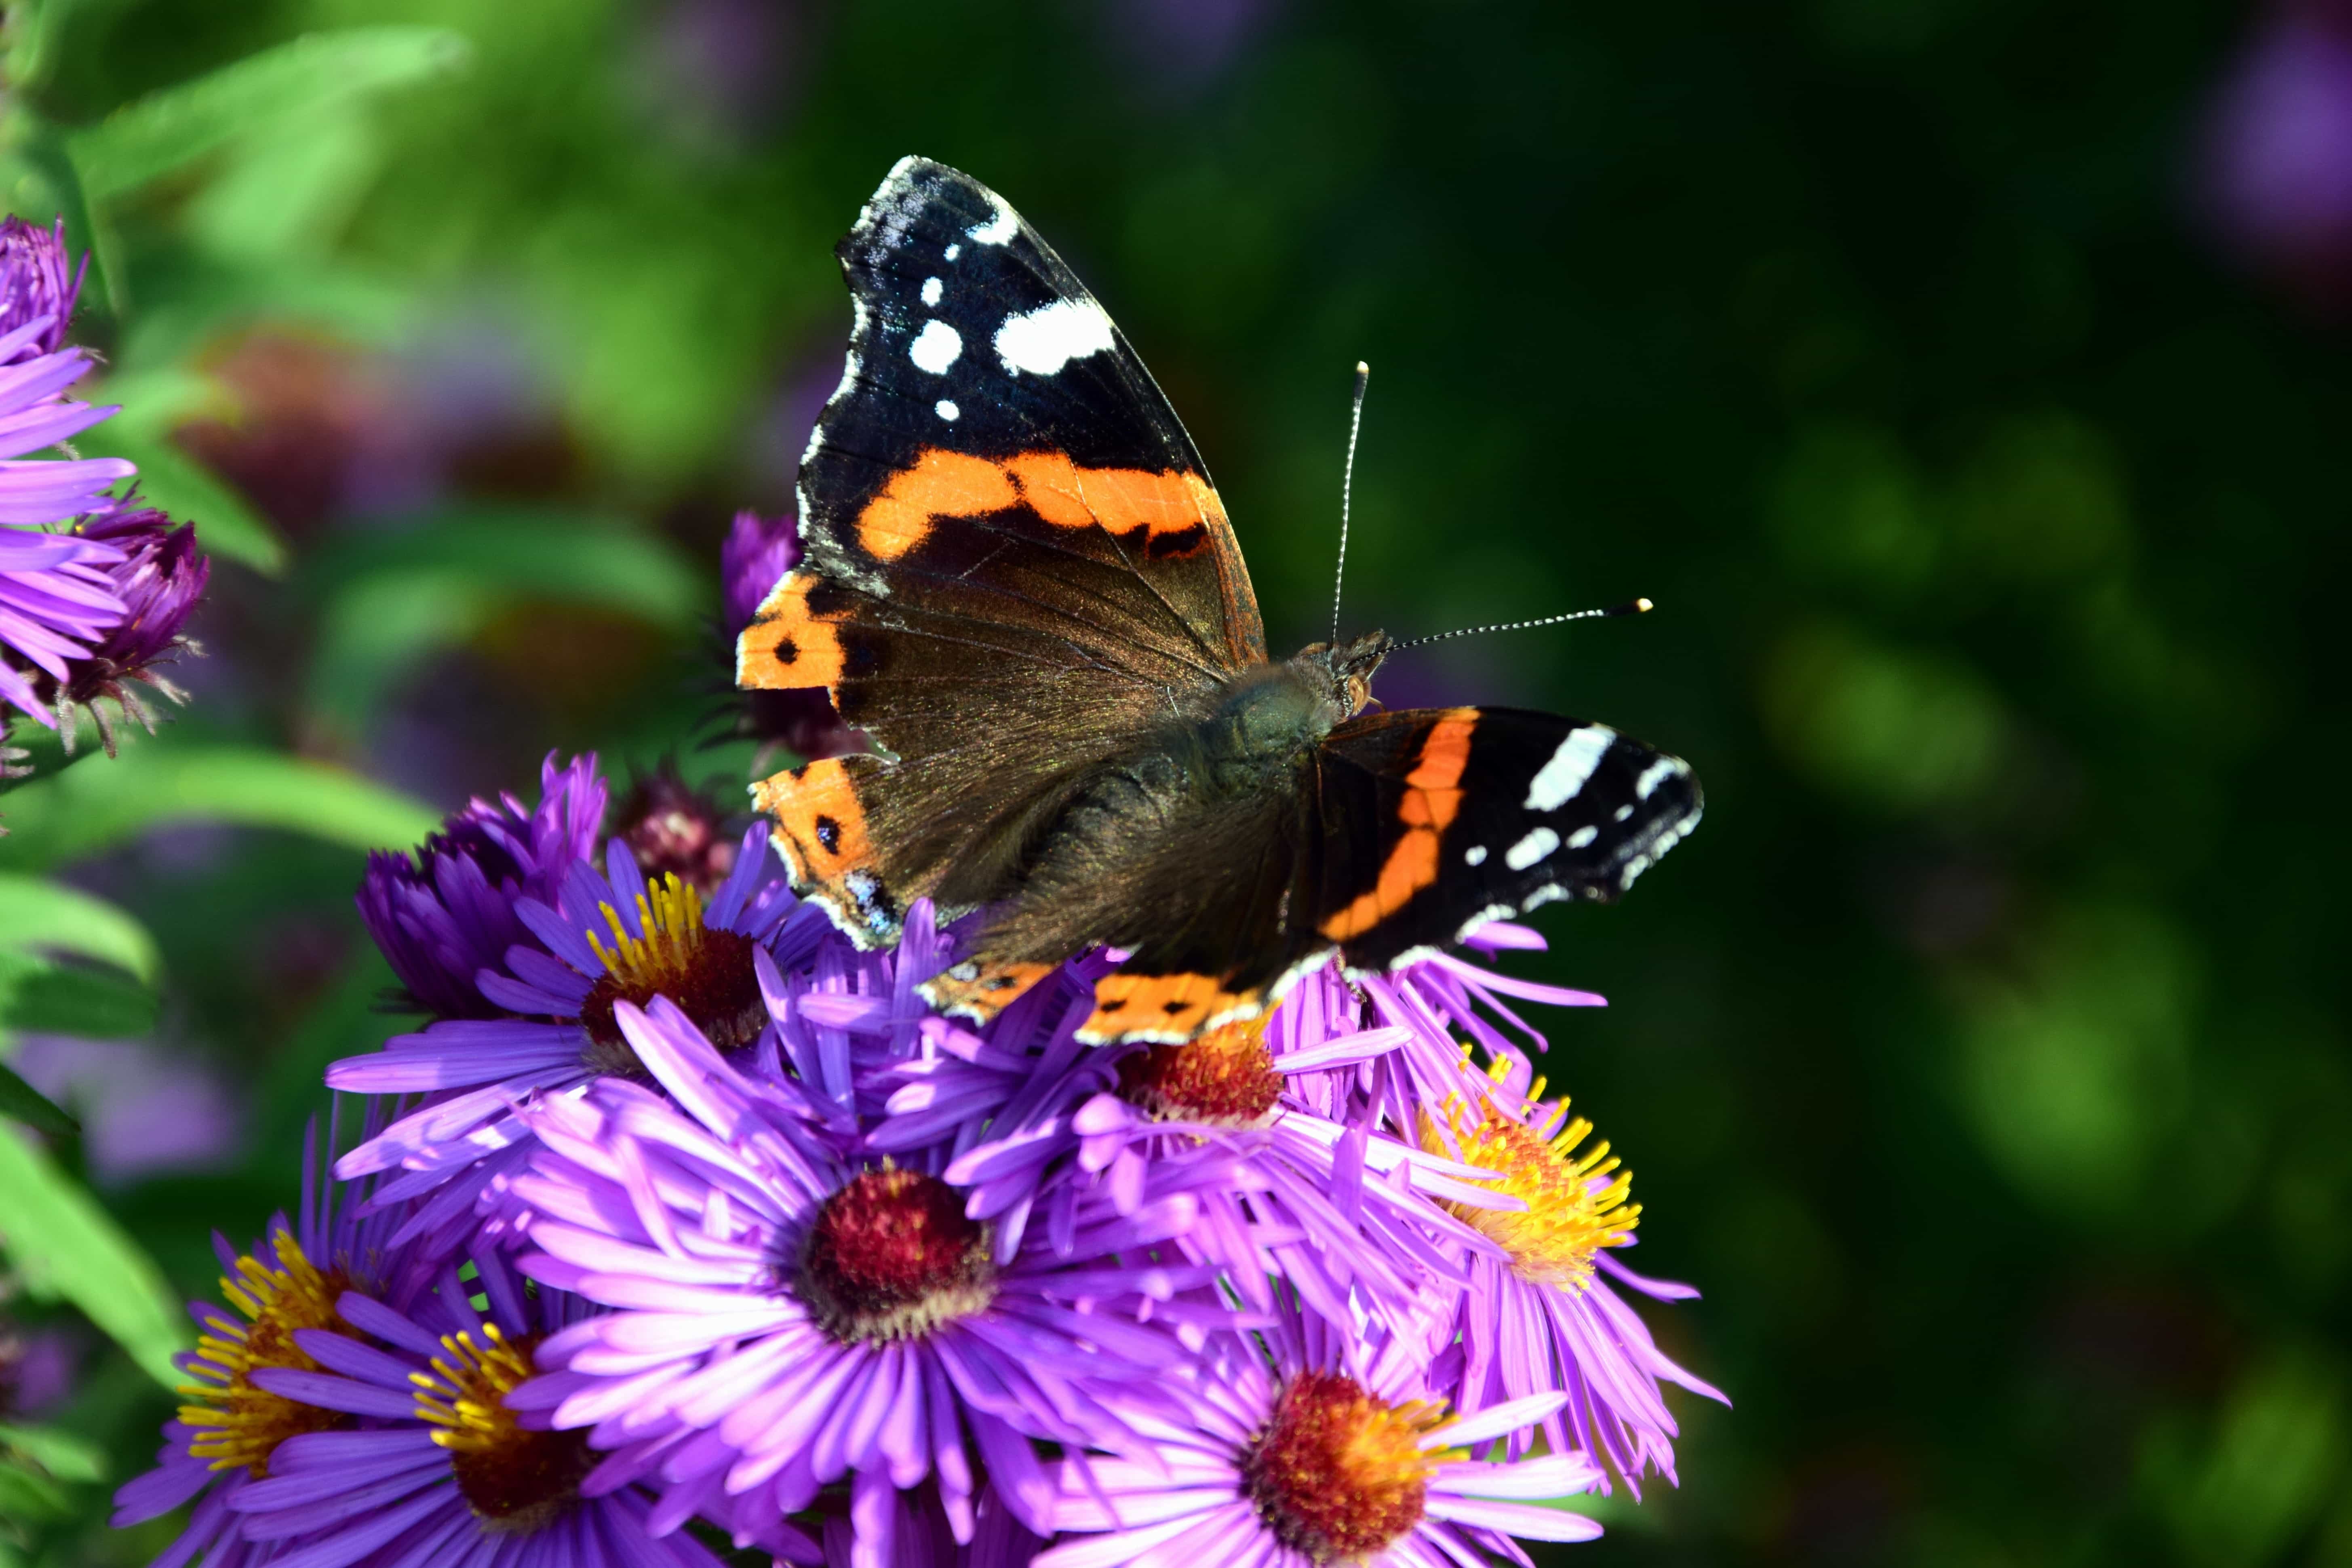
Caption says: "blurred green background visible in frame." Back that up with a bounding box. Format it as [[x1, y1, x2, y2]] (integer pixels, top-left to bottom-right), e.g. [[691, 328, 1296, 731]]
[[3, 0, 2350, 1563]]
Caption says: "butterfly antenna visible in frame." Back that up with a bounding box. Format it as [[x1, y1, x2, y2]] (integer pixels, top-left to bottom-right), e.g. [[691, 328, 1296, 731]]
[[1331, 360, 1370, 644], [1392, 598, 1653, 651]]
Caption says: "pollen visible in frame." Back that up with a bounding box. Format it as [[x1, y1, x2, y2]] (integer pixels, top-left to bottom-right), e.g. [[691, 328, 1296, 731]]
[[796, 1166, 996, 1344], [1420, 1066, 1639, 1290], [579, 872, 765, 1073], [1115, 1013, 1283, 1127], [178, 1231, 355, 1477], [1241, 1370, 1451, 1562], [414, 1323, 591, 1534]]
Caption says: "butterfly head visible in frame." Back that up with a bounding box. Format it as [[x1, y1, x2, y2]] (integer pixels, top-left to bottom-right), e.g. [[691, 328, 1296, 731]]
[[1292, 629, 1392, 719]]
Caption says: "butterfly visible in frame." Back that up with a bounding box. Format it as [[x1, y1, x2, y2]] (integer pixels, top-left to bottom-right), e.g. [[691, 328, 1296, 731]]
[[737, 157, 1702, 1045]]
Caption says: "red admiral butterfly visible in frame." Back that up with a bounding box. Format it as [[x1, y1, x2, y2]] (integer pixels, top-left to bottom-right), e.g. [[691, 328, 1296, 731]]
[[738, 157, 1702, 1045]]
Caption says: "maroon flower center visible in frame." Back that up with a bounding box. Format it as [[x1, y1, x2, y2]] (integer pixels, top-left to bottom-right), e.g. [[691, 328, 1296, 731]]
[[1115, 1016, 1282, 1127], [1241, 1371, 1436, 1564], [576, 874, 766, 1074], [797, 1168, 995, 1344]]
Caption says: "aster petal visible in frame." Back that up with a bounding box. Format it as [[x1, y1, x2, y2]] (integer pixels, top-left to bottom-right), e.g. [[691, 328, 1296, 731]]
[[1421, 1493, 1605, 1541]]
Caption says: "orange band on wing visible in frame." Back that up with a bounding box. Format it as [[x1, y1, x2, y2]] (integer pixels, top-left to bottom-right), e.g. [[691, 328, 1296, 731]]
[[1320, 710, 1479, 942], [738, 572, 848, 692], [921, 961, 1056, 1024], [1081, 970, 1261, 1044], [857, 450, 1019, 561], [856, 448, 1224, 563], [752, 757, 875, 886]]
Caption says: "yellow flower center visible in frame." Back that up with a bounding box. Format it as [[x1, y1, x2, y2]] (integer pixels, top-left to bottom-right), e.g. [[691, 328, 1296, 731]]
[[413, 1324, 591, 1534], [1241, 1370, 1457, 1563], [579, 872, 765, 1071], [178, 1231, 355, 1476], [1420, 1071, 1639, 1289]]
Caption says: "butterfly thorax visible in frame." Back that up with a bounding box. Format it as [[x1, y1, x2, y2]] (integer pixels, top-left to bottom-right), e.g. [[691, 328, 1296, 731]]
[[1203, 632, 1383, 767]]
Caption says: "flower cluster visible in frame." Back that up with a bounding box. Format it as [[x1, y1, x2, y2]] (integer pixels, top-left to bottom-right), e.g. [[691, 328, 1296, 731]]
[[117, 752, 1719, 1566], [0, 218, 207, 751]]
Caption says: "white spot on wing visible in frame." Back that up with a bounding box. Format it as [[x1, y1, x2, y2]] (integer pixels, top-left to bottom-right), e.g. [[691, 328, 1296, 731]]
[[1463, 845, 1488, 866], [1614, 805, 1634, 821], [943, 242, 961, 261], [1525, 725, 1616, 811], [968, 194, 1018, 245], [921, 276, 943, 307], [1505, 826, 1561, 871], [1635, 757, 1683, 799], [994, 297, 1117, 376], [909, 319, 961, 374], [935, 399, 959, 421], [1566, 825, 1597, 849]]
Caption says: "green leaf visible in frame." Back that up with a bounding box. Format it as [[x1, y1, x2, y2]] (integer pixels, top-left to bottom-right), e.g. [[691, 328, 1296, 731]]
[[0, 875, 160, 982], [1, 960, 159, 1039], [0, 1123, 187, 1386], [0, 744, 438, 874], [72, 426, 287, 576], [0, 1059, 77, 1138], [0, 1422, 107, 1484], [0, 1457, 70, 1522], [66, 27, 472, 204]]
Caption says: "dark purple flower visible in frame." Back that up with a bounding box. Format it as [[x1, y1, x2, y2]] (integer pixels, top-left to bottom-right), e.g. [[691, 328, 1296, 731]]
[[332, 826, 792, 1235], [354, 751, 607, 1020], [34, 505, 209, 752]]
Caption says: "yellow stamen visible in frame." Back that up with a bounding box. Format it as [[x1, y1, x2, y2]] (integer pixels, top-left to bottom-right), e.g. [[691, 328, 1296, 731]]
[[1420, 1062, 1639, 1290], [585, 873, 709, 993], [413, 1322, 537, 1454], [413, 1323, 591, 1532], [178, 1231, 352, 1475]]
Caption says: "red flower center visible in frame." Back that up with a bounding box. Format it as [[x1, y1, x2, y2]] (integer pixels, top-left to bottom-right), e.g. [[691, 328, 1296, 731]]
[[1241, 1371, 1439, 1564], [797, 1168, 995, 1343], [1116, 1016, 1282, 1127]]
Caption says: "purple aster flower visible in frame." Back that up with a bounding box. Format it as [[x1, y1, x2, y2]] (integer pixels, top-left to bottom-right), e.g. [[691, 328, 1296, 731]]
[[224, 1243, 762, 1568], [111, 1126, 432, 1568], [0, 217, 81, 349], [353, 751, 607, 1020], [331, 824, 791, 1238], [0, 218, 140, 729], [32, 504, 209, 752], [1042, 1302, 1604, 1567], [858, 1001, 1508, 1339], [788, 1482, 1043, 1567], [504, 994, 1229, 1567], [1414, 1062, 1725, 1494]]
